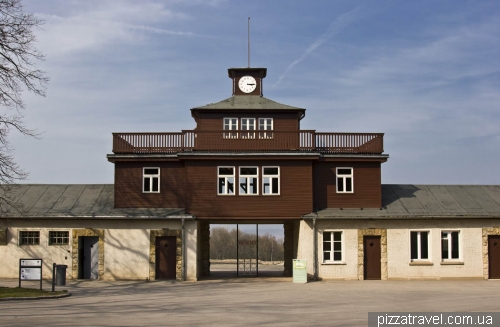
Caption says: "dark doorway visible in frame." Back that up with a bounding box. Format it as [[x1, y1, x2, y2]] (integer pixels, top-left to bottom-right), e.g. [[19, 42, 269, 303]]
[[156, 236, 177, 280], [364, 235, 381, 280], [78, 236, 99, 279], [488, 235, 500, 279]]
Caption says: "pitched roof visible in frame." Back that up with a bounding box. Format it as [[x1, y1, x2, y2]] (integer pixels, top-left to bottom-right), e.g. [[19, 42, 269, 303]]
[[192, 95, 305, 111], [304, 185, 500, 219], [0, 185, 192, 219]]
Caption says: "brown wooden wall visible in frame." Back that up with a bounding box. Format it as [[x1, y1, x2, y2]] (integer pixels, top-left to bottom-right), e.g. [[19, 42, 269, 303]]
[[114, 161, 186, 208], [185, 160, 313, 218], [313, 161, 382, 209], [195, 112, 300, 131]]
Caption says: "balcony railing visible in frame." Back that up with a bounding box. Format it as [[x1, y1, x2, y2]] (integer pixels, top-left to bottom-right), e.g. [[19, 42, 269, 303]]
[[112, 131, 384, 154]]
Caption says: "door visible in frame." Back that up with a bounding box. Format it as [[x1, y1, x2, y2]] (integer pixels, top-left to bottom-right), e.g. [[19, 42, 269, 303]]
[[488, 235, 500, 279], [364, 236, 381, 280], [156, 236, 177, 280], [80, 236, 99, 280]]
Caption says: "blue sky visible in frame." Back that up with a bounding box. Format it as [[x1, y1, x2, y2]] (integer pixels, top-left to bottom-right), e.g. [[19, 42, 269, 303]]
[[12, 0, 500, 185]]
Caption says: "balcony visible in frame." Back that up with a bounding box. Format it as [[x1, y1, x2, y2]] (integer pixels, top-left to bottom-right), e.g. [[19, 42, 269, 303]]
[[112, 131, 384, 154]]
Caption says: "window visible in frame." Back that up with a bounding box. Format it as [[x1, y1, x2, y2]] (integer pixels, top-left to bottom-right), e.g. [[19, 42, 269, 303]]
[[262, 167, 279, 195], [258, 118, 273, 139], [218, 167, 235, 195], [223, 118, 238, 139], [20, 231, 39, 245], [336, 168, 353, 193], [49, 231, 69, 245], [239, 167, 258, 195], [323, 231, 343, 262], [143, 168, 160, 193], [410, 231, 429, 261], [441, 231, 460, 260], [241, 118, 255, 139]]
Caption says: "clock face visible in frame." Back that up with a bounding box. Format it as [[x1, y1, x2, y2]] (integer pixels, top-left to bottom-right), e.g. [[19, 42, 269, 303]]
[[238, 76, 257, 93]]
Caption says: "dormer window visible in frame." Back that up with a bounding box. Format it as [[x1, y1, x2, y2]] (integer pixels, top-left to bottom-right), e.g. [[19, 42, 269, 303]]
[[241, 118, 255, 139], [223, 118, 238, 139], [259, 118, 273, 139]]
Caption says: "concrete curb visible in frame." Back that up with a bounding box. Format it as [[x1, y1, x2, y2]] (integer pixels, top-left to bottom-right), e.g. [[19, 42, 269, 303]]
[[0, 292, 72, 301]]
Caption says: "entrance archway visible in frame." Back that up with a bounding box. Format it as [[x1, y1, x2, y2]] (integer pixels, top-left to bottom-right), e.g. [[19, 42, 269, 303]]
[[209, 223, 285, 277]]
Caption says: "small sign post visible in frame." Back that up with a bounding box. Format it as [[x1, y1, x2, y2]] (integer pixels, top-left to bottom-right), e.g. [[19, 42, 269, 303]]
[[19, 259, 43, 290], [293, 259, 307, 283]]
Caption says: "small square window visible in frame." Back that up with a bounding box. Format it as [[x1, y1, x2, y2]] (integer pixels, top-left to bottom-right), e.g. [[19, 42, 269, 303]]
[[20, 231, 40, 245], [143, 167, 160, 193], [49, 231, 69, 245]]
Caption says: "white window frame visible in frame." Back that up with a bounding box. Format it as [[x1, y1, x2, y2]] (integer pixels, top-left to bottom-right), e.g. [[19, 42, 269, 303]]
[[19, 231, 40, 245], [258, 118, 273, 139], [409, 230, 431, 262], [223, 117, 238, 139], [240, 118, 256, 139], [336, 167, 354, 193], [322, 230, 344, 264], [239, 166, 259, 195], [143, 167, 160, 193], [262, 166, 280, 195], [218, 166, 235, 195], [48, 231, 70, 246], [441, 230, 461, 261]]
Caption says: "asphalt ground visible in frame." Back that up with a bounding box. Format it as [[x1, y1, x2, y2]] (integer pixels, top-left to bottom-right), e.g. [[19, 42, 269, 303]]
[[0, 278, 499, 326]]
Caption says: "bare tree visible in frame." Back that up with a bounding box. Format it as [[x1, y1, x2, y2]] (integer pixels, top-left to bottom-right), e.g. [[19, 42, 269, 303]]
[[0, 0, 47, 211]]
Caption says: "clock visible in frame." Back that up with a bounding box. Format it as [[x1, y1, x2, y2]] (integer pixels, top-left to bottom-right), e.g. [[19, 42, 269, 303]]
[[238, 76, 257, 93]]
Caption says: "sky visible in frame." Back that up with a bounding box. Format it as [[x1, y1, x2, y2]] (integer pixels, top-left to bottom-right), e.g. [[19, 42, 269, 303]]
[[10, 0, 500, 185]]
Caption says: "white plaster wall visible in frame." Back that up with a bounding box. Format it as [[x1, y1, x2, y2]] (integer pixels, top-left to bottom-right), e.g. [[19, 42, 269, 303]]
[[296, 220, 314, 276], [103, 229, 150, 280], [387, 221, 484, 280], [317, 220, 359, 280], [0, 219, 196, 281], [298, 219, 495, 280], [185, 220, 198, 281], [0, 227, 71, 279]]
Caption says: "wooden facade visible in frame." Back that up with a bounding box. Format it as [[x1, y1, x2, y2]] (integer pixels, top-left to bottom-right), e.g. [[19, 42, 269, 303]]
[[108, 66, 388, 218]]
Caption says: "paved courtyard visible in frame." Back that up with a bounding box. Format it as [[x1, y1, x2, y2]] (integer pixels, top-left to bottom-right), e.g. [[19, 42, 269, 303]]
[[1, 278, 499, 326]]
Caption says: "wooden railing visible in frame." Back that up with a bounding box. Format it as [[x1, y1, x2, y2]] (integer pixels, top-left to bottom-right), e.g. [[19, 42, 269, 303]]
[[112, 131, 383, 154]]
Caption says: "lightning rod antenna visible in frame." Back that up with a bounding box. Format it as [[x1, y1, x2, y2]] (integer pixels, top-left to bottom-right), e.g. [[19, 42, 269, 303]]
[[248, 17, 250, 68]]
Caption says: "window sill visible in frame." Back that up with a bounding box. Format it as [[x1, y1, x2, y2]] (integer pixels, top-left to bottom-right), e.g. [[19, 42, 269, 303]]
[[409, 261, 433, 266], [440, 261, 464, 265], [321, 262, 346, 265]]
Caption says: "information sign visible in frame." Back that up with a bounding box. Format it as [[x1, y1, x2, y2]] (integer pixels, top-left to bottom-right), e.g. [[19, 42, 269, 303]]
[[19, 258, 43, 290], [293, 259, 307, 283]]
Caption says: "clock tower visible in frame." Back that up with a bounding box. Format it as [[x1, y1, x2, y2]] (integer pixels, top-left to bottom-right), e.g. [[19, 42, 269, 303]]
[[228, 67, 267, 96]]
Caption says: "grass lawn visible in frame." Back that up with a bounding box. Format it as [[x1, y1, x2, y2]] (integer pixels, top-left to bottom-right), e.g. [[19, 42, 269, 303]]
[[0, 287, 68, 299]]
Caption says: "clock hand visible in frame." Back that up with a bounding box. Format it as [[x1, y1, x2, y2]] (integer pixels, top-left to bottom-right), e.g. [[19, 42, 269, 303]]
[[247, 83, 255, 86]]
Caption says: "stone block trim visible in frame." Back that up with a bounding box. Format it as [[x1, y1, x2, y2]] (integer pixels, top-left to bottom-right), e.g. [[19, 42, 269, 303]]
[[482, 227, 500, 280], [357, 228, 387, 280], [149, 229, 183, 281], [71, 229, 105, 280]]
